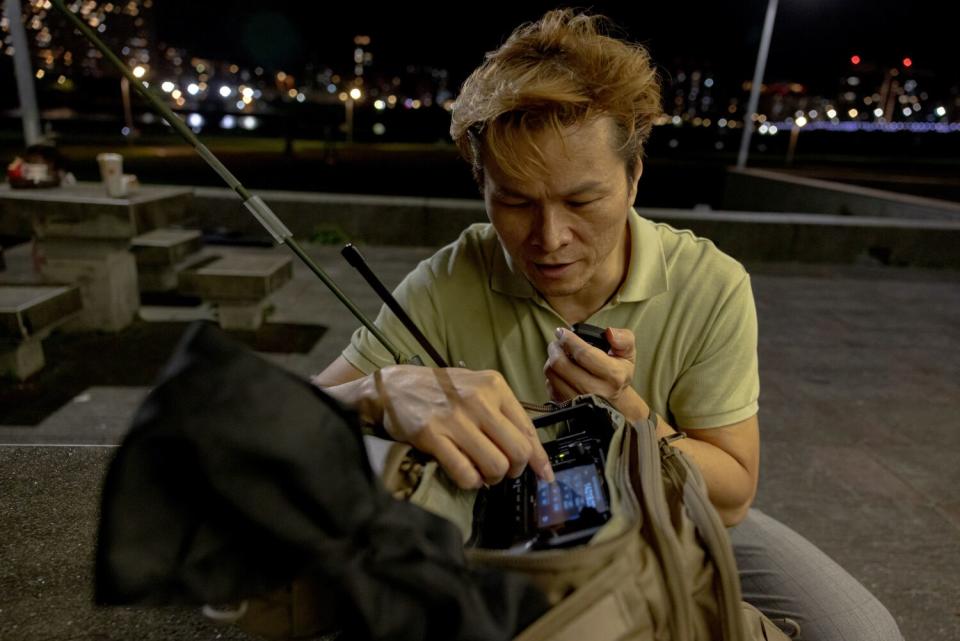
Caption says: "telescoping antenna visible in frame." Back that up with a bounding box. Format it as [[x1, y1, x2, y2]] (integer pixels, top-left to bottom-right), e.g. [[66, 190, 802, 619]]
[[341, 244, 448, 368], [49, 0, 410, 365]]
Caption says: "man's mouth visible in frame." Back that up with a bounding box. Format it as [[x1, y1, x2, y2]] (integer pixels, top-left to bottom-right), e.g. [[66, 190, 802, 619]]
[[533, 261, 576, 278]]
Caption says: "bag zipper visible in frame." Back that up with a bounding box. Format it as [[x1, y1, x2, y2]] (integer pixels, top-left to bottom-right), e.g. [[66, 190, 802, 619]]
[[520, 398, 573, 414], [466, 515, 633, 570]]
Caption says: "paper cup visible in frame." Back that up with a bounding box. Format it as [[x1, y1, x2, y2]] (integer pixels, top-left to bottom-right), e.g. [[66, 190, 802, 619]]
[[96, 153, 125, 197]]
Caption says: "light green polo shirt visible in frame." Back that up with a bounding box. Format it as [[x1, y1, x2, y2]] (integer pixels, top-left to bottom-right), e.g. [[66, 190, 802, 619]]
[[343, 209, 759, 430]]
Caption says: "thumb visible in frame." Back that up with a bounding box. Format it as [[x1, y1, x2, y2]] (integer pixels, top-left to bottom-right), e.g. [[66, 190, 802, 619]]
[[606, 328, 636, 358]]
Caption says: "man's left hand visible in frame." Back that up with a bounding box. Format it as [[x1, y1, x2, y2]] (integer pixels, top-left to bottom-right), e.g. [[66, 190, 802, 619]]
[[544, 327, 642, 418]]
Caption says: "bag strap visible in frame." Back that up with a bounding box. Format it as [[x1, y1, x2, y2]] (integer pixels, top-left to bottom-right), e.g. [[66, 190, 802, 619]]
[[661, 442, 748, 640], [627, 412, 695, 641]]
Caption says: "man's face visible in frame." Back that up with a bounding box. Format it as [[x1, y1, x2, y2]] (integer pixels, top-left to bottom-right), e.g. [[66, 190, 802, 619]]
[[483, 117, 641, 312]]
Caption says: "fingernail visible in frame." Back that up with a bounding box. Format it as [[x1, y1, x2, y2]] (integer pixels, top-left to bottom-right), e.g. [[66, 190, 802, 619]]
[[541, 462, 555, 483], [555, 327, 564, 339]]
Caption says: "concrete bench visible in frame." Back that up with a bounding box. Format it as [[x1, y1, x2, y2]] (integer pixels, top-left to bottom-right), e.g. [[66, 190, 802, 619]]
[[130, 228, 204, 293], [177, 254, 293, 331], [0, 285, 83, 380], [1, 182, 195, 332]]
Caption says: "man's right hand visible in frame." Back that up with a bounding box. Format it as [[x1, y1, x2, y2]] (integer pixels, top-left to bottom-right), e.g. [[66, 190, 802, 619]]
[[327, 364, 554, 490]]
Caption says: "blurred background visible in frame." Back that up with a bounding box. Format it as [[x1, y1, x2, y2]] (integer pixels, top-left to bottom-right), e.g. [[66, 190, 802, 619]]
[[2, 0, 958, 203]]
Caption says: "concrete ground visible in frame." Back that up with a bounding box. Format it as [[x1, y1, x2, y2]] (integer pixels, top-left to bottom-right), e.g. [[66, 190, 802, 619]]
[[0, 240, 958, 641]]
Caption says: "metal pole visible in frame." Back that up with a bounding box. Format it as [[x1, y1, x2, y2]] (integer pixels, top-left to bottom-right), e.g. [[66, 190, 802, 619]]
[[786, 123, 799, 165], [120, 76, 135, 141], [5, 0, 42, 146], [880, 70, 897, 122], [736, 0, 779, 169], [345, 98, 354, 143]]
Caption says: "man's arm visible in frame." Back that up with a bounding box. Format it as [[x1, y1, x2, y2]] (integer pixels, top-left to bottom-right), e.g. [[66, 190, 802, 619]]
[[544, 328, 758, 526], [313, 357, 555, 489], [311, 355, 367, 388], [659, 416, 758, 526]]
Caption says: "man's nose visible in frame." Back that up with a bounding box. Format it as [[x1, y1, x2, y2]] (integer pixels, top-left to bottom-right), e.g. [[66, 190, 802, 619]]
[[533, 205, 572, 252]]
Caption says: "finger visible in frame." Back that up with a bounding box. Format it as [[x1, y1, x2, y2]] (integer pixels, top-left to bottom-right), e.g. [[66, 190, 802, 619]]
[[544, 377, 557, 402], [473, 409, 533, 479], [605, 327, 636, 359], [470, 370, 554, 483], [433, 366, 509, 479], [545, 372, 578, 402], [459, 392, 532, 479], [555, 328, 612, 375], [449, 370, 535, 480], [445, 417, 512, 485], [547, 340, 611, 394], [497, 391, 554, 482], [423, 433, 483, 490], [546, 338, 576, 372]]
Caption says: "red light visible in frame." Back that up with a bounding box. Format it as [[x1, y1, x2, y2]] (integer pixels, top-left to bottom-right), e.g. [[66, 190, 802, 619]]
[[902, 57, 913, 68], [851, 55, 861, 65]]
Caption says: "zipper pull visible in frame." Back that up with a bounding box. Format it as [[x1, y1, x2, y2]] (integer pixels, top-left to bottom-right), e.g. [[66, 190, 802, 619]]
[[519, 398, 572, 414], [660, 431, 687, 449]]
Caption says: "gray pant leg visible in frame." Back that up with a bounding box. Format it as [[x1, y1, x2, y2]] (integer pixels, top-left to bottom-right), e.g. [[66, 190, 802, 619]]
[[730, 509, 903, 641]]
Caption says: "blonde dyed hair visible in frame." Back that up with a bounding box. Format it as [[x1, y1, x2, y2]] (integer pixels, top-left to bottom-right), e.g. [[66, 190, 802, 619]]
[[450, 9, 662, 187]]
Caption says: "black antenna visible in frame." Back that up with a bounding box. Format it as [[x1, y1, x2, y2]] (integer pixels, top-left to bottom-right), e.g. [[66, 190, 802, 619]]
[[49, 0, 410, 364], [341, 244, 449, 368]]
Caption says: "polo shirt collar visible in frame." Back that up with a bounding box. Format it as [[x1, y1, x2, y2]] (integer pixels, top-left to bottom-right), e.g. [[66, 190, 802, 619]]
[[489, 208, 668, 303], [618, 208, 669, 303]]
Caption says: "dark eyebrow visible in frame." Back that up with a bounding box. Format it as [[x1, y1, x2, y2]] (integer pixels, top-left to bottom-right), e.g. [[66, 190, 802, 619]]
[[492, 185, 533, 200], [561, 181, 606, 197], [493, 181, 606, 200]]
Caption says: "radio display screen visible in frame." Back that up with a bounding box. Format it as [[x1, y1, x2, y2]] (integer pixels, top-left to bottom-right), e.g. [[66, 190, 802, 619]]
[[535, 463, 609, 527]]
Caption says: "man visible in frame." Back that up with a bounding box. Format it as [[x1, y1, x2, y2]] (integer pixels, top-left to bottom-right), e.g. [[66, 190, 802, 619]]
[[316, 10, 901, 641]]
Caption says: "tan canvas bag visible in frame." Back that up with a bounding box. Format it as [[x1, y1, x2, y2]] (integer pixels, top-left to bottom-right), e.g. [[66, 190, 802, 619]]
[[231, 396, 792, 641]]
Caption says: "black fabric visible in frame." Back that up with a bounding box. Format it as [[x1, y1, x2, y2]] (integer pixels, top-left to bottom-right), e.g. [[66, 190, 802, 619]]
[[95, 321, 547, 641]]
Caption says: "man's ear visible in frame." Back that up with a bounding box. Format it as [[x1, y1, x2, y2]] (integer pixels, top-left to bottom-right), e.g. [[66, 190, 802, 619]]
[[473, 165, 486, 194]]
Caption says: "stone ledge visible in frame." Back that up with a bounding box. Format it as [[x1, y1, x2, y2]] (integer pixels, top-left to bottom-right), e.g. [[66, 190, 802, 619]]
[[0, 285, 83, 340], [186, 186, 960, 268], [0, 284, 83, 380], [723, 167, 960, 221], [178, 254, 293, 301], [130, 228, 203, 266], [642, 207, 960, 267], [0, 182, 195, 240]]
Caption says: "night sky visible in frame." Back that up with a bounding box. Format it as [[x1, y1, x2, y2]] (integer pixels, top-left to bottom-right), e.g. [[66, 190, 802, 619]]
[[154, 0, 956, 92]]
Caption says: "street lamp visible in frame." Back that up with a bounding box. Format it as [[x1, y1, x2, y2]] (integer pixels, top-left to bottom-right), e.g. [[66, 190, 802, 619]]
[[786, 115, 807, 165], [345, 87, 363, 143], [736, 0, 779, 169], [121, 64, 148, 140], [120, 76, 136, 140]]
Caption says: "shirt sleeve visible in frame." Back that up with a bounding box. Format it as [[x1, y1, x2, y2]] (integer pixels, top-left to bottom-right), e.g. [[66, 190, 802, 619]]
[[342, 259, 447, 373], [668, 273, 760, 429]]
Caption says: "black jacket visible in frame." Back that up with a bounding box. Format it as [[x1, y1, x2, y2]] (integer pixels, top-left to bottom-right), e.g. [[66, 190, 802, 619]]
[[96, 321, 546, 641]]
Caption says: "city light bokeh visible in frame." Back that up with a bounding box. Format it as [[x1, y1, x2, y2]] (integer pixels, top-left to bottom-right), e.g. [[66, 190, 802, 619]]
[[1, 1, 957, 142]]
